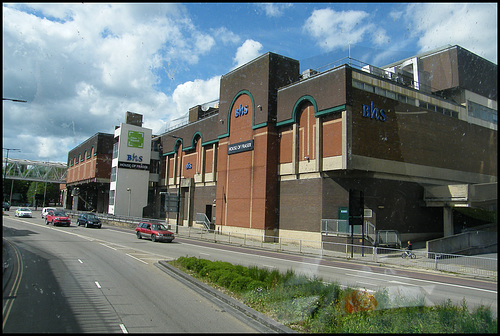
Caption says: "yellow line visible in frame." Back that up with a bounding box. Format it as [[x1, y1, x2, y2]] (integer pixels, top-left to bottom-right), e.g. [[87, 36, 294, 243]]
[[2, 239, 24, 329]]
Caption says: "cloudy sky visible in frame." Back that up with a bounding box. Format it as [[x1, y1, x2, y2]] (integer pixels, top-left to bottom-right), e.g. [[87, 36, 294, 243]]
[[2, 3, 497, 164]]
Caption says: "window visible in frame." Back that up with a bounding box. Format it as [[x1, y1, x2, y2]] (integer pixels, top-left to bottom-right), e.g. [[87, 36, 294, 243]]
[[108, 190, 115, 205], [468, 100, 497, 124]]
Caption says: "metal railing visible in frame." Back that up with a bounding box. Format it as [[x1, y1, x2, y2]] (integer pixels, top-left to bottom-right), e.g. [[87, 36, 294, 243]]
[[321, 219, 376, 243], [63, 211, 496, 280], [176, 224, 496, 280], [195, 213, 212, 231]]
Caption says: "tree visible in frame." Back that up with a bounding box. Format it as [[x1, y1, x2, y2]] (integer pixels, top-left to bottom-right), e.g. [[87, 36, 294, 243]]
[[27, 181, 60, 207]]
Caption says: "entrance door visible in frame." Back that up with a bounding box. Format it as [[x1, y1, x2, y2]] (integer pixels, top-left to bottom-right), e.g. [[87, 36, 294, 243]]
[[338, 206, 349, 233], [205, 204, 212, 223]]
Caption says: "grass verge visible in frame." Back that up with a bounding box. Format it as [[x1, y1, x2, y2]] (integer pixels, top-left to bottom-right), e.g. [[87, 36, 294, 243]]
[[169, 256, 497, 333]]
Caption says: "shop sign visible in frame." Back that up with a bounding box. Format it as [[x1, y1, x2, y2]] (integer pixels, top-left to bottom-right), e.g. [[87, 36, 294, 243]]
[[362, 101, 387, 122], [127, 130, 145, 148], [234, 104, 249, 118], [228, 140, 254, 155], [118, 161, 150, 170]]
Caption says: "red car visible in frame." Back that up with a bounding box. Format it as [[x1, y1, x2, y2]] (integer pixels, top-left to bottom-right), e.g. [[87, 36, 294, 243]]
[[45, 210, 71, 227], [136, 222, 175, 242]]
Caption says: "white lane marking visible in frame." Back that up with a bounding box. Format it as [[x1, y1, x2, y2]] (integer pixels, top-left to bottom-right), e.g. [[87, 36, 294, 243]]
[[10, 219, 496, 294], [100, 243, 117, 250], [188, 243, 497, 294], [126, 254, 148, 264], [119, 324, 128, 333], [355, 281, 379, 288], [95, 281, 101, 289], [78, 259, 83, 263]]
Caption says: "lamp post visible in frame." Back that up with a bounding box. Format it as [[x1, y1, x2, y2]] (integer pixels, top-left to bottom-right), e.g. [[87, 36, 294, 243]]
[[3, 148, 21, 205], [127, 188, 132, 217], [169, 135, 182, 234]]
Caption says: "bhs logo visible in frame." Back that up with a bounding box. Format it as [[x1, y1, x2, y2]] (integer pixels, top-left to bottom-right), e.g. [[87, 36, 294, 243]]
[[127, 153, 143, 162], [234, 104, 249, 118], [362, 102, 387, 122]]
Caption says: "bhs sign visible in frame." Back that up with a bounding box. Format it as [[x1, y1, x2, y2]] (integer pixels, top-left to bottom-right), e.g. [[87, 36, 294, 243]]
[[362, 102, 387, 122], [234, 104, 249, 118]]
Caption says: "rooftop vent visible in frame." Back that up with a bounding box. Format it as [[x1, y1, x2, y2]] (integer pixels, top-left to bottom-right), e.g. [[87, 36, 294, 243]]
[[301, 69, 318, 79]]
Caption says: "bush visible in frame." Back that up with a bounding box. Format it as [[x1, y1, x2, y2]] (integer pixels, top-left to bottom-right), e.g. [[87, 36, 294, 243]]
[[229, 275, 254, 293], [217, 271, 239, 288]]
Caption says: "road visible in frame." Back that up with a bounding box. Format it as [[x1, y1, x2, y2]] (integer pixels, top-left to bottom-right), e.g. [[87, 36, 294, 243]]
[[3, 211, 497, 333], [2, 214, 283, 333]]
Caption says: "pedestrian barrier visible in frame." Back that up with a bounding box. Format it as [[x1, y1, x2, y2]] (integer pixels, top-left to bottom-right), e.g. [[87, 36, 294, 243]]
[[66, 211, 497, 280]]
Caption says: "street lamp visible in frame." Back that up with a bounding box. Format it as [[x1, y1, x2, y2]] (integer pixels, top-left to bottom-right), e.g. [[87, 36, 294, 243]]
[[3, 98, 27, 103], [3, 149, 21, 206], [169, 135, 183, 234], [127, 188, 132, 217]]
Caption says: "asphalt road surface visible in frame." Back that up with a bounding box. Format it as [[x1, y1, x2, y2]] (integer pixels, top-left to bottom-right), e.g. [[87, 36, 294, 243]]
[[2, 215, 283, 333], [3, 211, 497, 333]]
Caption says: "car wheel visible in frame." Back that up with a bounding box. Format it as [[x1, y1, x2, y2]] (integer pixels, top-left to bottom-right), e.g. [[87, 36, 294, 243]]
[[136, 231, 142, 239], [98, 225, 101, 229], [151, 234, 157, 242], [45, 219, 48, 225]]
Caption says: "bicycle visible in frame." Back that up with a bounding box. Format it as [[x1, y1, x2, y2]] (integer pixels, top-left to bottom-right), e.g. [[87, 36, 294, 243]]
[[402, 250, 416, 259]]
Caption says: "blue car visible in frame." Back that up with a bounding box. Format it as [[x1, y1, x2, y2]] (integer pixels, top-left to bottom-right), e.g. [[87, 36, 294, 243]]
[[77, 213, 102, 228]]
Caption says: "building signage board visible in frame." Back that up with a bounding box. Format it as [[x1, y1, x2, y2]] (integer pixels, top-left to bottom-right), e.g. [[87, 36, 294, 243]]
[[127, 130, 145, 148], [228, 139, 254, 155], [118, 161, 150, 170]]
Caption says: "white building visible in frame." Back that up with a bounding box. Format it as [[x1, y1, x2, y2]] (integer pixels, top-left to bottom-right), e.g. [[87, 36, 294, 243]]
[[108, 112, 152, 217]]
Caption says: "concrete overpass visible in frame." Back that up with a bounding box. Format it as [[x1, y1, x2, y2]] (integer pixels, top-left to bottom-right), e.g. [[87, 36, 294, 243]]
[[424, 182, 497, 236]]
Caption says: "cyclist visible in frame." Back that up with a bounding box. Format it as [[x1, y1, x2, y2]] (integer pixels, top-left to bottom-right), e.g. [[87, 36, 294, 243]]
[[404, 240, 413, 257]]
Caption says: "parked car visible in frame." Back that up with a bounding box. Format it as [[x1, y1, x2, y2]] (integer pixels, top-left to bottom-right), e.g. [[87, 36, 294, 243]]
[[136, 222, 175, 242], [77, 213, 102, 228], [15, 207, 32, 217], [41, 207, 56, 219], [46, 210, 71, 226], [3, 201, 10, 211]]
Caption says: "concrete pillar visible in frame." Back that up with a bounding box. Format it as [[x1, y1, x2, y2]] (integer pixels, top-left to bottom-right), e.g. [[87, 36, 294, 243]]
[[443, 206, 454, 237]]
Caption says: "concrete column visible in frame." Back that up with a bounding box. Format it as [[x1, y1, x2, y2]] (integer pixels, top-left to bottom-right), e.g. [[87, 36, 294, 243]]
[[443, 206, 454, 237]]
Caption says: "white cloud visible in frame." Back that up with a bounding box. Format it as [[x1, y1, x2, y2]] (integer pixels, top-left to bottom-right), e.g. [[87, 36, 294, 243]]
[[303, 8, 372, 51], [404, 3, 497, 63], [233, 39, 263, 69], [212, 27, 241, 45], [257, 3, 292, 17], [162, 76, 221, 130], [2, 3, 225, 162]]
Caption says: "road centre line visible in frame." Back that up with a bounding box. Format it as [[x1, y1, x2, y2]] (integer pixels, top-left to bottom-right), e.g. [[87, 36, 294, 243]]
[[126, 253, 148, 264], [11, 219, 496, 294], [188, 242, 497, 294], [345, 268, 497, 294]]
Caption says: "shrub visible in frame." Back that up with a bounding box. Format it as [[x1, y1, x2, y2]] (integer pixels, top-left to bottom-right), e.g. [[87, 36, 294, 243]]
[[229, 275, 254, 293], [217, 271, 239, 288], [247, 279, 266, 291]]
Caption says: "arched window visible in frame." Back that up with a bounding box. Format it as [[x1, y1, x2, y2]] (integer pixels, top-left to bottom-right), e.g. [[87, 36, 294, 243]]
[[297, 102, 316, 161]]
